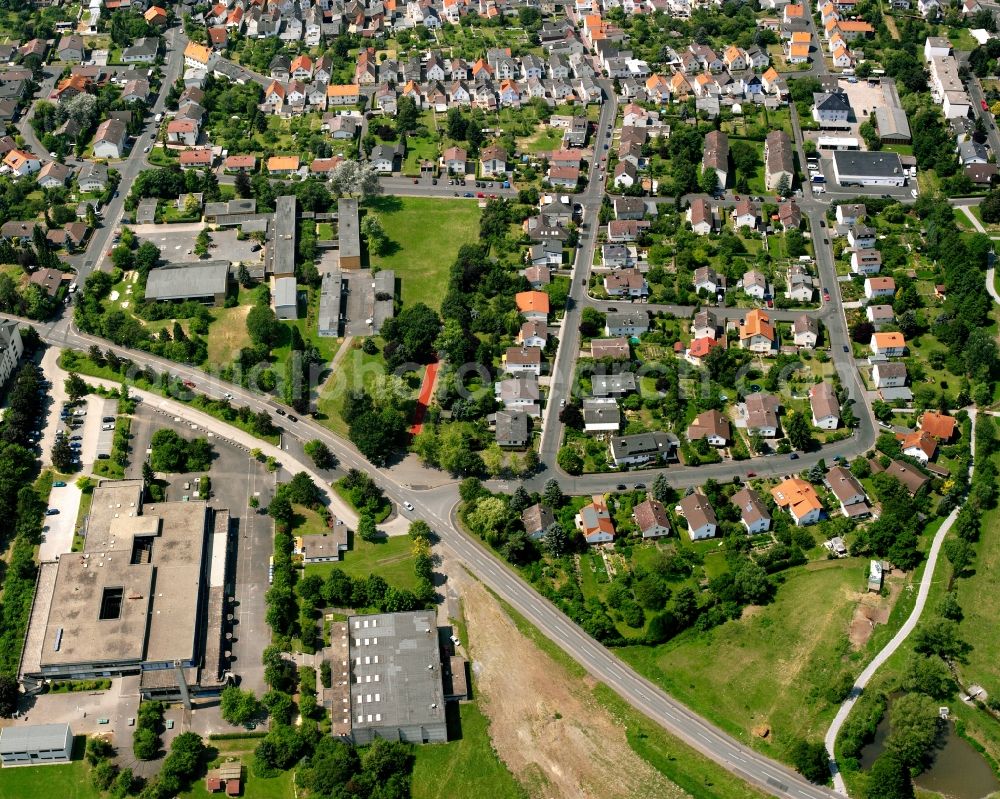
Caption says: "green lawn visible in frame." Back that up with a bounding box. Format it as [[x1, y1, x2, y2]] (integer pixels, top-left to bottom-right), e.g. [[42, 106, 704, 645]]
[[619, 559, 867, 751], [412, 704, 526, 799], [955, 503, 1000, 699], [314, 338, 387, 436], [291, 504, 329, 536], [206, 304, 252, 366], [364, 196, 480, 311], [0, 747, 99, 799], [306, 534, 417, 592]]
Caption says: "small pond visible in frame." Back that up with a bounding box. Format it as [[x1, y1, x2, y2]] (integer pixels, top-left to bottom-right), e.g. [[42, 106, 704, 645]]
[[860, 710, 999, 799]]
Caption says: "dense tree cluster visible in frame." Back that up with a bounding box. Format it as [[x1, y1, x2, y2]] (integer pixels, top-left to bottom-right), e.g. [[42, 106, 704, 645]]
[[149, 429, 214, 473]]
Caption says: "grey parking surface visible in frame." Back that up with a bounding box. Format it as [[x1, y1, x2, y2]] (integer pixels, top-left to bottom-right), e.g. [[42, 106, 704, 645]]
[[136, 227, 264, 267], [39, 482, 81, 561], [126, 404, 276, 693]]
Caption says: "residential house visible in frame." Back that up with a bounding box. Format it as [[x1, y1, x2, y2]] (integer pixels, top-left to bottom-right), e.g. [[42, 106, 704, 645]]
[[518, 321, 548, 349], [678, 492, 718, 540], [92, 118, 127, 159], [744, 392, 781, 438], [495, 375, 540, 417], [739, 309, 776, 353], [326, 84, 360, 105], [370, 144, 402, 173], [591, 337, 631, 360], [608, 432, 675, 467], [122, 37, 158, 64], [493, 410, 530, 448], [77, 161, 108, 192], [583, 398, 621, 434], [694, 266, 724, 295], [731, 487, 772, 533], [442, 146, 467, 174], [732, 198, 758, 230], [920, 410, 957, 442], [742, 269, 769, 300], [809, 382, 840, 429], [592, 372, 636, 397], [813, 91, 852, 126], [688, 198, 714, 235], [604, 269, 649, 298], [480, 145, 507, 177], [633, 498, 672, 539], [2, 150, 40, 177], [167, 118, 199, 146], [873, 361, 908, 389], [827, 466, 872, 518], [605, 311, 648, 337], [870, 331, 906, 358], [864, 276, 896, 300], [267, 155, 300, 175], [793, 314, 819, 348], [503, 346, 543, 376], [836, 203, 866, 226], [902, 430, 937, 464], [866, 304, 895, 329], [515, 291, 549, 323], [36, 161, 71, 189], [56, 35, 85, 62], [885, 459, 930, 495], [764, 129, 794, 191], [851, 249, 882, 275], [692, 310, 719, 340], [522, 504, 555, 539], [770, 477, 823, 525], [702, 130, 729, 189], [576, 495, 616, 544], [848, 223, 877, 248], [687, 409, 731, 446]]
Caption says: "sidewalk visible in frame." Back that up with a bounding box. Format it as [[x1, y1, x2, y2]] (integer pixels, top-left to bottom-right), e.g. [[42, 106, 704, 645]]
[[49, 352, 360, 527]]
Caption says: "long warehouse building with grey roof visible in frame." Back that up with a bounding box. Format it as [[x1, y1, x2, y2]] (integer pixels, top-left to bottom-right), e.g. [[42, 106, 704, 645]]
[[144, 261, 231, 305]]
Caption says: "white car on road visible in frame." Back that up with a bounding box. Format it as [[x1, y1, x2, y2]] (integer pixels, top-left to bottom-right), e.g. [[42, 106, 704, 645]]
[[402, 501, 414, 512]]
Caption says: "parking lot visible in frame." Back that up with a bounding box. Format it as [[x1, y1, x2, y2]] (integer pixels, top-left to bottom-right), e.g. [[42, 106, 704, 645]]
[[39, 482, 81, 561], [132, 226, 264, 267], [127, 403, 276, 693]]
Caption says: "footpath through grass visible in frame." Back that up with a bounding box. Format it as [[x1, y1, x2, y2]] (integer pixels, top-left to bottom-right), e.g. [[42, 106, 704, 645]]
[[365, 196, 480, 311], [412, 703, 526, 799]]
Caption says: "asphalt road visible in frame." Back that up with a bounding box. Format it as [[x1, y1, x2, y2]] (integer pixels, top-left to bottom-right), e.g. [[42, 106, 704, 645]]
[[73, 27, 186, 284]]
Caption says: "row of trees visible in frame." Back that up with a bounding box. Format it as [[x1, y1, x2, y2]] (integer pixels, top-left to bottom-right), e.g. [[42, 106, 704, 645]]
[[0, 358, 48, 681]]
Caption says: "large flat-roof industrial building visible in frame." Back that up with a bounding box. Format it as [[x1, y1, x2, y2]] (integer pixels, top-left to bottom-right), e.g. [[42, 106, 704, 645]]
[[831, 151, 907, 187], [19, 480, 231, 701], [323, 611, 450, 745]]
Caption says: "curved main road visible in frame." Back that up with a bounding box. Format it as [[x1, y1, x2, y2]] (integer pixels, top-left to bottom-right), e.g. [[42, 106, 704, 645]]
[[9, 310, 840, 799]]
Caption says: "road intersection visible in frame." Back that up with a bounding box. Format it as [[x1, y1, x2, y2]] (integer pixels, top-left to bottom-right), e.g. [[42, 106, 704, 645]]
[[14, 19, 899, 795]]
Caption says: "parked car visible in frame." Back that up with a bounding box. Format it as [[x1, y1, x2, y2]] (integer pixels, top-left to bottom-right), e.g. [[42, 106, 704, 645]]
[[182, 380, 196, 389], [53, 481, 66, 487], [45, 508, 59, 516]]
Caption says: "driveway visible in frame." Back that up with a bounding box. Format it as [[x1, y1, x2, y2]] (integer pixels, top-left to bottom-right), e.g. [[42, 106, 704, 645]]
[[39, 482, 81, 561], [38, 348, 70, 468]]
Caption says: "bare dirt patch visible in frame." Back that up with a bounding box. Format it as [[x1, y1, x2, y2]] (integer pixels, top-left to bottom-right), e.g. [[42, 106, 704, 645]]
[[455, 570, 689, 799], [848, 579, 900, 649]]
